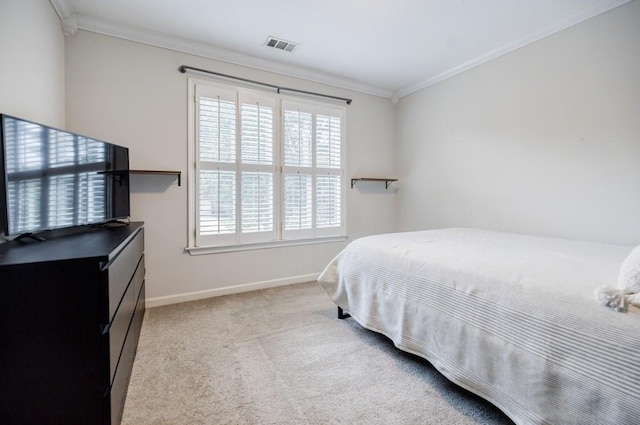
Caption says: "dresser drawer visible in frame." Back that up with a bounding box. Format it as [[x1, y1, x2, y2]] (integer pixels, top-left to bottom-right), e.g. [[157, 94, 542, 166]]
[[109, 281, 145, 425], [108, 255, 144, 384], [106, 228, 144, 321]]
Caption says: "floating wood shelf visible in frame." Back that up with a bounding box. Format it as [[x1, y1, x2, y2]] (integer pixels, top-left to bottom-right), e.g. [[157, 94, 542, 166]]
[[130, 170, 182, 186], [350, 177, 397, 189]]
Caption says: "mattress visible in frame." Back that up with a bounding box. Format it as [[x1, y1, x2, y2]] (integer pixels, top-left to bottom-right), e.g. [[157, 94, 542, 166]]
[[318, 228, 640, 425]]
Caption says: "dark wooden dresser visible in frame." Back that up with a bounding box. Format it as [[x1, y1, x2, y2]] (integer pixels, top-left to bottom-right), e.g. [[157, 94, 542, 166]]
[[0, 222, 145, 425]]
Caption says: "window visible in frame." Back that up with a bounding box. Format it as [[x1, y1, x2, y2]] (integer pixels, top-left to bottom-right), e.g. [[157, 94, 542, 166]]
[[188, 80, 346, 251]]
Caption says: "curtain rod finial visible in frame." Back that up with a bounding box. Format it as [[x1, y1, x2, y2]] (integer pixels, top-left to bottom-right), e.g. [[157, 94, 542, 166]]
[[178, 65, 187, 73]]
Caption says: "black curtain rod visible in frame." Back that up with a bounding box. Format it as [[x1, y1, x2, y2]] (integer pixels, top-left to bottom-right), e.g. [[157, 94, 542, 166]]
[[178, 65, 352, 105]]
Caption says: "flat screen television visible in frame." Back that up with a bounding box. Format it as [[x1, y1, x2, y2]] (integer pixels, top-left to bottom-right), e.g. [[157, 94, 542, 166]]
[[0, 114, 130, 238]]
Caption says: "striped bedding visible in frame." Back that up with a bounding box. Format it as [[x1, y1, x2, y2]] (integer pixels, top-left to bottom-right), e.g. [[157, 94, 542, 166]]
[[318, 228, 640, 425]]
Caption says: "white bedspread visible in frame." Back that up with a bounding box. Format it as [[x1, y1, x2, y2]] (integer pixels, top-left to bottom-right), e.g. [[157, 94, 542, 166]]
[[318, 228, 640, 425]]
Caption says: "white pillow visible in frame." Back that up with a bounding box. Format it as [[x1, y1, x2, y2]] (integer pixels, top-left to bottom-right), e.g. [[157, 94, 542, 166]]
[[618, 244, 640, 293]]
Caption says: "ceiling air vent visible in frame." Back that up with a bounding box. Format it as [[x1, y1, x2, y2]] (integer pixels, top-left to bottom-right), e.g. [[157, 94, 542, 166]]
[[264, 36, 298, 53]]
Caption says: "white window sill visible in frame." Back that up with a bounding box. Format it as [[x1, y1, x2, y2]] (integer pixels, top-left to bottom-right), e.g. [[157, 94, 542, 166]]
[[185, 235, 349, 255]]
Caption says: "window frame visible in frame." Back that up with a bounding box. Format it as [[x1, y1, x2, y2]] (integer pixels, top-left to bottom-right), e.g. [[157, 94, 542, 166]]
[[186, 78, 347, 254]]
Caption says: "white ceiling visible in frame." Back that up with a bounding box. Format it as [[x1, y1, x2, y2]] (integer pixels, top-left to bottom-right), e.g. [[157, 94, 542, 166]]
[[51, 0, 631, 99]]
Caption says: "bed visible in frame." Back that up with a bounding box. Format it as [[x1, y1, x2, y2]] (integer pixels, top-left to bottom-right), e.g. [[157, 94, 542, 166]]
[[317, 228, 640, 425]]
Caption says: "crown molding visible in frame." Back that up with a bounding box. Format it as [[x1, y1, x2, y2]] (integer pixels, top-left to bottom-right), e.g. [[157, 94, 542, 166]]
[[49, 0, 392, 98], [393, 0, 633, 99], [52, 0, 629, 102], [61, 15, 78, 36], [67, 14, 393, 99], [49, 0, 73, 20]]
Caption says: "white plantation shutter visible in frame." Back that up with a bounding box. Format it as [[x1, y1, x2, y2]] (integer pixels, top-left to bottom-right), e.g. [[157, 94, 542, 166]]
[[199, 96, 236, 163], [316, 175, 341, 229], [282, 101, 345, 240], [199, 169, 236, 237], [241, 172, 273, 233], [283, 110, 312, 167], [238, 93, 276, 243], [189, 79, 345, 250], [316, 114, 342, 169], [282, 107, 313, 239], [283, 173, 313, 233], [241, 102, 273, 165], [195, 86, 277, 246], [314, 112, 343, 237], [196, 86, 238, 245]]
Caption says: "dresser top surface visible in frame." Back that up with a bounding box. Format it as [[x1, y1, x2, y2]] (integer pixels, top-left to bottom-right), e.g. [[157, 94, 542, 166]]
[[0, 222, 143, 267]]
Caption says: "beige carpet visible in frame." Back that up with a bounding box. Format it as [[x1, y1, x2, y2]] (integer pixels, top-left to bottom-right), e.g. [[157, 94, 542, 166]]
[[122, 282, 514, 425]]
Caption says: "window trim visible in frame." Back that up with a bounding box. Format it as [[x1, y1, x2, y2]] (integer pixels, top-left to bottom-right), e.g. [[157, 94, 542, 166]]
[[186, 77, 348, 253], [185, 235, 348, 255]]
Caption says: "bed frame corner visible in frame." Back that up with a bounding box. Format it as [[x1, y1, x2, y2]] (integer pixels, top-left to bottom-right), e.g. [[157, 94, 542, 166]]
[[337, 306, 351, 319]]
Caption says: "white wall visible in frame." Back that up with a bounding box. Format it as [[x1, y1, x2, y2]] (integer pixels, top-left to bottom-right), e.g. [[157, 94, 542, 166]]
[[0, 0, 65, 127], [65, 31, 396, 304], [396, 0, 640, 246], [0, 0, 65, 243]]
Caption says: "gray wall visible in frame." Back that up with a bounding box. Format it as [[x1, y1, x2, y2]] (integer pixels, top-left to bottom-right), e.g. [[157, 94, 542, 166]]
[[0, 0, 65, 243], [396, 1, 640, 245], [0, 0, 65, 127], [65, 31, 397, 305]]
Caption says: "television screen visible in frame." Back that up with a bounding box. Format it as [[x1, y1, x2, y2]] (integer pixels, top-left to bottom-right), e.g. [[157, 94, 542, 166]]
[[0, 114, 130, 237]]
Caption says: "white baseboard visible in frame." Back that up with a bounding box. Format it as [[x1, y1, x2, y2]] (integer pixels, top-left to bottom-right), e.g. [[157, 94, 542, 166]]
[[145, 273, 320, 308]]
